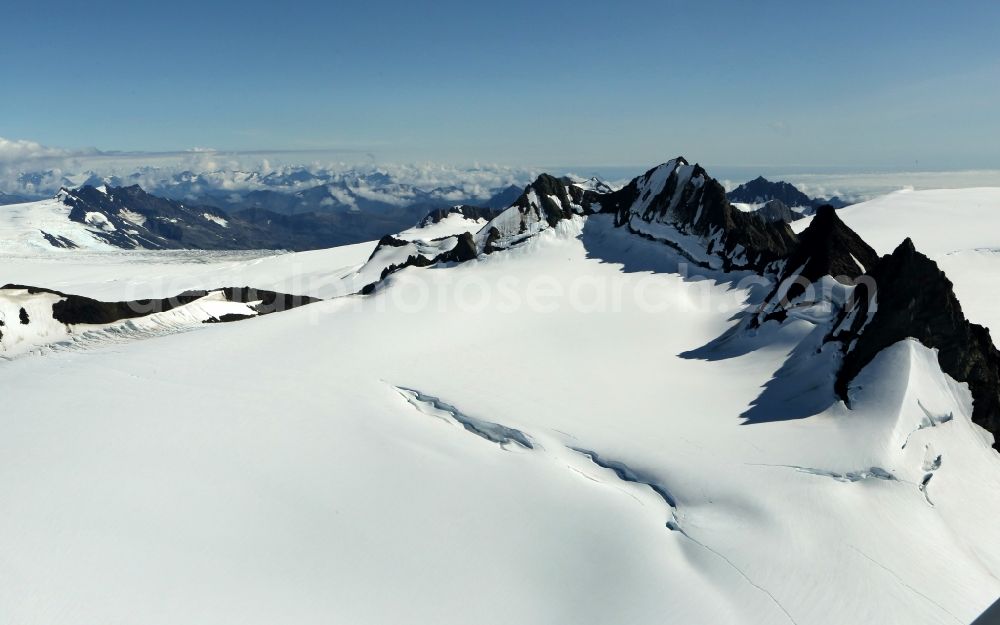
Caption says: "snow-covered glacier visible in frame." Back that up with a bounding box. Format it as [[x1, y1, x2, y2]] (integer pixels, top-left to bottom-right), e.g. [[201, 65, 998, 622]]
[[0, 163, 998, 625]]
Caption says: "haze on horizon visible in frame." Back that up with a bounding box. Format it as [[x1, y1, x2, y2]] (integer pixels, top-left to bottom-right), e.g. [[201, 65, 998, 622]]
[[1, 0, 998, 170]]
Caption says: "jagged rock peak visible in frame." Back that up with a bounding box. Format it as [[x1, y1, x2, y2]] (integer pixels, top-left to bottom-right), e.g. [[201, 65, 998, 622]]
[[790, 205, 879, 283], [476, 173, 607, 254], [601, 158, 797, 272], [753, 205, 879, 325], [511, 173, 577, 227], [831, 239, 1000, 447]]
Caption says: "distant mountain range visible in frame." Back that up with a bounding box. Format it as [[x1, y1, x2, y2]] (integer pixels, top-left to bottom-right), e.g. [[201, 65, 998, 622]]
[[2, 166, 848, 228], [0, 166, 529, 213], [0, 167, 860, 252], [33, 184, 498, 251]]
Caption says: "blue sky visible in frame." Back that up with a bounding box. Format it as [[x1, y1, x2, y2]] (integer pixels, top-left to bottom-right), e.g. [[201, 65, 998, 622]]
[[2, 0, 998, 169]]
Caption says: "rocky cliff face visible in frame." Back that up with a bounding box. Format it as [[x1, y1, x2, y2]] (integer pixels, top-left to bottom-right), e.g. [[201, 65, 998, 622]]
[[599, 160, 797, 272], [365, 159, 800, 287], [367, 159, 811, 281], [754, 206, 879, 324], [477, 173, 607, 253], [830, 239, 1000, 444], [753, 199, 798, 224]]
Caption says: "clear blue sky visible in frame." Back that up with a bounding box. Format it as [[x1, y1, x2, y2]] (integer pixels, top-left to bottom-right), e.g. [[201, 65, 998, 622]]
[[2, 0, 998, 168]]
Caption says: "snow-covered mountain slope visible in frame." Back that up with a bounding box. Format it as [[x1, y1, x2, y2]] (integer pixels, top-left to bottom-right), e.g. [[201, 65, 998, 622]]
[[0, 194, 127, 252], [0, 185, 261, 252], [399, 205, 496, 240], [1, 163, 999, 625], [0, 209, 485, 355], [345, 163, 1000, 449], [0, 242, 376, 301]]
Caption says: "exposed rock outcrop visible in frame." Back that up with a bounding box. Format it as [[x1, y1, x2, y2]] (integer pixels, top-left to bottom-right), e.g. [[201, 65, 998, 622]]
[[477, 173, 607, 253], [61, 185, 237, 250], [1, 284, 318, 326], [601, 159, 797, 272], [753, 199, 798, 224], [830, 239, 1000, 445], [755, 206, 879, 324]]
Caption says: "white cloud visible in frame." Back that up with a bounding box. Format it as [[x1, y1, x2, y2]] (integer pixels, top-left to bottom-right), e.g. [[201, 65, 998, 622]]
[[0, 137, 80, 163]]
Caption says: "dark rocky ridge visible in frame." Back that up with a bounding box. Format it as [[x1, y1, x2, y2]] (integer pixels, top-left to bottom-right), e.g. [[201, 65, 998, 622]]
[[1, 284, 319, 326], [510, 173, 575, 227], [63, 185, 238, 249], [358, 231, 479, 295], [601, 160, 798, 272], [753, 199, 798, 224], [755, 206, 879, 324], [217, 287, 321, 316], [788, 206, 879, 284], [360, 170, 600, 288], [830, 240, 1000, 445], [369, 159, 809, 280], [479, 173, 608, 253], [366, 158, 801, 286], [358, 171, 603, 291]]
